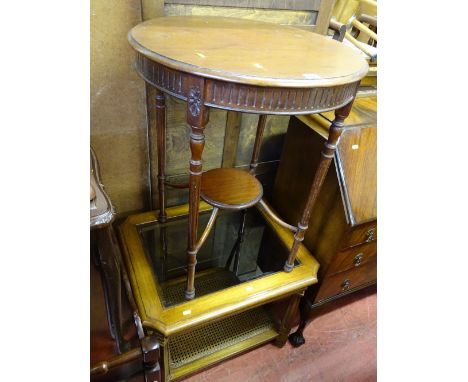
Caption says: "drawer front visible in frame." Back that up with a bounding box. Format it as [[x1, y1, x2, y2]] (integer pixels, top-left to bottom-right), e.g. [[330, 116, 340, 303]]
[[328, 241, 377, 276], [315, 260, 376, 302], [341, 221, 377, 249]]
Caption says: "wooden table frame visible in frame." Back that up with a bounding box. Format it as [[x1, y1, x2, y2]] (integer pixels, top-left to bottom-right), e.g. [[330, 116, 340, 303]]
[[123, 16, 368, 380], [128, 16, 367, 300], [133, 48, 361, 299]]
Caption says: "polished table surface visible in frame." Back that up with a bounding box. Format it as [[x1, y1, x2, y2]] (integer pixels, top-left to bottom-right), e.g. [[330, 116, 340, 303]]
[[126, 15, 369, 303], [124, 13, 368, 334], [128, 16, 368, 88]]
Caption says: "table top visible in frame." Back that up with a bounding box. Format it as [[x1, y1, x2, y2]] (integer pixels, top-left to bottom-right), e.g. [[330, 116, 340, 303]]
[[128, 16, 368, 88]]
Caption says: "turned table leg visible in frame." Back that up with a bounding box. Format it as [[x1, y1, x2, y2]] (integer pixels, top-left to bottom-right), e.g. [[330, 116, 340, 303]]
[[227, 114, 267, 273], [185, 81, 209, 300], [155, 89, 167, 223], [284, 100, 355, 272], [155, 90, 168, 278], [249, 114, 267, 174]]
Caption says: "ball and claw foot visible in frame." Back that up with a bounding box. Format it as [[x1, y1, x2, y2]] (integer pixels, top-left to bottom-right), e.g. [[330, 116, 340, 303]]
[[288, 331, 306, 347]]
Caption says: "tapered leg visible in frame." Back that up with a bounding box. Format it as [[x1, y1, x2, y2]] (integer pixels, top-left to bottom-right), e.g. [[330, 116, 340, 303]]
[[154, 90, 169, 280], [284, 100, 355, 271], [226, 114, 267, 275], [275, 292, 303, 347], [185, 80, 209, 300], [249, 114, 267, 174], [155, 89, 167, 222]]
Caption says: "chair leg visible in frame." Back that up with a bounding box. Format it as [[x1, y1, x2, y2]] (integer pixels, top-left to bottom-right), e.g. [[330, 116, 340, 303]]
[[96, 225, 128, 353]]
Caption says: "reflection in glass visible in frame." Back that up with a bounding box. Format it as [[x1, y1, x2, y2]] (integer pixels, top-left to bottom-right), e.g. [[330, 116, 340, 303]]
[[138, 208, 299, 307]]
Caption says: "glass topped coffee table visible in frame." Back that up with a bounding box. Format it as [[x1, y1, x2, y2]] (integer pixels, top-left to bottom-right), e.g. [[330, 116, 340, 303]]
[[120, 200, 319, 380]]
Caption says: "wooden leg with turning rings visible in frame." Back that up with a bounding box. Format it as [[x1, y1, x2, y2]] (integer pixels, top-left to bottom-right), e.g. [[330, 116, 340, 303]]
[[155, 90, 169, 278], [185, 79, 209, 300], [155, 89, 167, 222], [284, 100, 355, 272]]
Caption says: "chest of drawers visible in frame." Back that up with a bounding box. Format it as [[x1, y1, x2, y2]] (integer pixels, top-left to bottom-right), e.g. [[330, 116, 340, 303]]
[[270, 96, 377, 346]]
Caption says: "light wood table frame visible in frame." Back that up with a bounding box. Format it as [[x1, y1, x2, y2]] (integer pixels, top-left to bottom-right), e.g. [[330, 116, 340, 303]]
[[120, 201, 319, 380]]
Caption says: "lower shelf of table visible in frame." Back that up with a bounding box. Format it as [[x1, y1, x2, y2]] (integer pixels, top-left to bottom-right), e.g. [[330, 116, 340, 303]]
[[168, 305, 278, 380]]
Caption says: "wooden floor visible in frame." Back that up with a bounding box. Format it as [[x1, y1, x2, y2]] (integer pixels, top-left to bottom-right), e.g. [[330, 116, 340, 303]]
[[91, 259, 376, 381]]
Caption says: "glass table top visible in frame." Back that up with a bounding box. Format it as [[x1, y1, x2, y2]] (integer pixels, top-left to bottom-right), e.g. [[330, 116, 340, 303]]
[[138, 208, 299, 307]]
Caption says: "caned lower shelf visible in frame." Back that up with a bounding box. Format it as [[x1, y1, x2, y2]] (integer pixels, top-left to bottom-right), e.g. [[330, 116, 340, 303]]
[[200, 168, 263, 210], [169, 305, 277, 380]]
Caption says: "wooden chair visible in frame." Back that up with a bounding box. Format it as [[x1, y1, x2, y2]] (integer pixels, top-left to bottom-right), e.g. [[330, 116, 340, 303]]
[[344, 0, 377, 58], [91, 147, 161, 381], [91, 269, 161, 382], [327, 0, 377, 92], [145, 0, 337, 35], [90, 148, 127, 353]]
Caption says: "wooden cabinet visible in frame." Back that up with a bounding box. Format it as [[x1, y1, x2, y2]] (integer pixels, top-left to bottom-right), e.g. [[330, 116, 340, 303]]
[[270, 95, 377, 346]]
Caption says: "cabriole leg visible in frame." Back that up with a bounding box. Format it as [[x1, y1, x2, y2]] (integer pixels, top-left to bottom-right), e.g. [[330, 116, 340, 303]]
[[275, 292, 303, 347], [288, 297, 309, 347]]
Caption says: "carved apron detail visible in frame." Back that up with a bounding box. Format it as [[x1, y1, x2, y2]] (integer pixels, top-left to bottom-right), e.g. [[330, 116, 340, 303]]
[[188, 86, 202, 117]]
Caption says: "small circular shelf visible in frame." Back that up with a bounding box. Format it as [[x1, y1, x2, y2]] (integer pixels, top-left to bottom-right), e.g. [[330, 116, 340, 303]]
[[200, 168, 263, 210]]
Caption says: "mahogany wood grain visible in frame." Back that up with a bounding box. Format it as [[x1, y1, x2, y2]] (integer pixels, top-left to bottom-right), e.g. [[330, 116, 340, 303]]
[[327, 241, 377, 276], [319, 95, 377, 127], [250, 115, 267, 174], [335, 126, 377, 224], [284, 100, 354, 272], [271, 95, 377, 347], [125, 18, 367, 369], [91, 348, 142, 378], [129, 16, 368, 88], [200, 168, 263, 210], [341, 220, 377, 248], [315, 259, 376, 301], [155, 89, 167, 222], [185, 76, 210, 300]]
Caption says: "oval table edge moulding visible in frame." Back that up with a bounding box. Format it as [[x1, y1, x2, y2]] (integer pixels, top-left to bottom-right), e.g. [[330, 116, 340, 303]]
[[126, 15, 368, 301]]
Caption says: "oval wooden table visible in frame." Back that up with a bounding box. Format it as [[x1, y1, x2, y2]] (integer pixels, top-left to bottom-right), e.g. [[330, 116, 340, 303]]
[[128, 16, 368, 300]]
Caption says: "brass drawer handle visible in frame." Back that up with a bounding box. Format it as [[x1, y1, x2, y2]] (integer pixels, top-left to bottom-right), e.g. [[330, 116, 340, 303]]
[[341, 279, 351, 291], [365, 228, 376, 242], [354, 253, 364, 267]]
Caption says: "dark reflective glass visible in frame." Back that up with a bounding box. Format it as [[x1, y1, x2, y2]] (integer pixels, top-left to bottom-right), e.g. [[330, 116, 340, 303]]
[[138, 208, 299, 307]]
